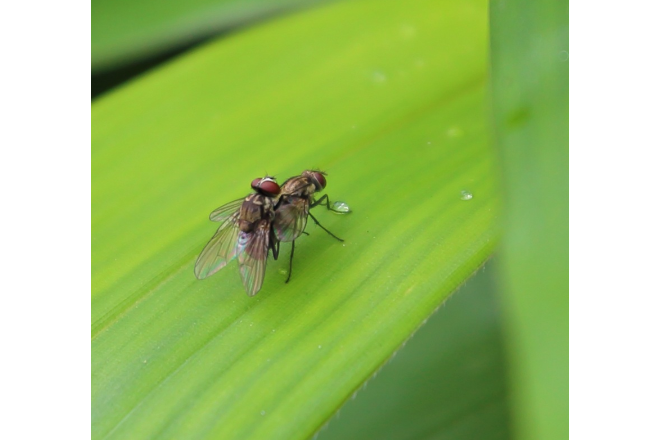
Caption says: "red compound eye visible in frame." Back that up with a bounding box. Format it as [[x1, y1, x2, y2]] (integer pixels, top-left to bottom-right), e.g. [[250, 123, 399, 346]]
[[312, 172, 326, 189], [258, 179, 281, 196], [251, 178, 262, 191]]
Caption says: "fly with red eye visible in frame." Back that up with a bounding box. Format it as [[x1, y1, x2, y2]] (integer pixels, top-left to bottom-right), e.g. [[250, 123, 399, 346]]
[[273, 170, 349, 282], [194, 176, 282, 296]]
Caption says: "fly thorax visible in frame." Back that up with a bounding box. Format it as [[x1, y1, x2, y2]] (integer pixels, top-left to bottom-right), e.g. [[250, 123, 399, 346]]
[[239, 220, 253, 233], [301, 182, 316, 198], [241, 196, 263, 222]]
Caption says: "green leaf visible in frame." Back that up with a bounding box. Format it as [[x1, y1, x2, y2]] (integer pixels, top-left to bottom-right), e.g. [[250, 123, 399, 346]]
[[92, 0, 496, 438], [92, 0, 329, 71], [317, 264, 512, 440], [490, 0, 569, 439]]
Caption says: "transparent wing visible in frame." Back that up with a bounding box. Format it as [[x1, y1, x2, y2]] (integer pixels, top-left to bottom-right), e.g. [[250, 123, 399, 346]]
[[194, 211, 240, 279], [274, 197, 308, 242], [209, 197, 246, 222], [237, 220, 271, 296]]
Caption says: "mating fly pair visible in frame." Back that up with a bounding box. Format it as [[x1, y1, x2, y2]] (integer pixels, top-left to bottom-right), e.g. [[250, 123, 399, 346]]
[[194, 171, 347, 296]]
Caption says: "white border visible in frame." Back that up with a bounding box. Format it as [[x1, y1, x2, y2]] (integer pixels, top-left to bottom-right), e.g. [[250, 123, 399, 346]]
[[570, 2, 660, 439], [0, 1, 91, 437]]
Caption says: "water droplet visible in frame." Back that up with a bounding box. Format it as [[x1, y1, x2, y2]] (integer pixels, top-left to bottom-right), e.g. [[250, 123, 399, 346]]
[[372, 71, 387, 84], [249, 322, 253, 327], [332, 201, 351, 213], [559, 50, 569, 61], [399, 24, 417, 38], [142, 360, 148, 364], [260, 410, 266, 416], [460, 190, 473, 201], [318, 345, 322, 349], [447, 127, 463, 137], [278, 268, 288, 276]]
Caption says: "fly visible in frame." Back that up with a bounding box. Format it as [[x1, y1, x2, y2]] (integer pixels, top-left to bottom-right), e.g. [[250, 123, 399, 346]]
[[194, 177, 281, 296], [274, 170, 349, 282]]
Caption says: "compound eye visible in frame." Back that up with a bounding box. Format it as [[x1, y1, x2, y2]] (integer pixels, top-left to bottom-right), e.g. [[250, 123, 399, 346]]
[[258, 179, 281, 196], [312, 172, 326, 189], [251, 178, 262, 191]]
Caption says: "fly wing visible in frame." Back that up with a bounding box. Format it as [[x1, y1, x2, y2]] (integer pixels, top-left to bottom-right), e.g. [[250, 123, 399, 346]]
[[194, 210, 240, 279], [237, 219, 271, 296], [274, 197, 308, 242], [209, 197, 246, 222]]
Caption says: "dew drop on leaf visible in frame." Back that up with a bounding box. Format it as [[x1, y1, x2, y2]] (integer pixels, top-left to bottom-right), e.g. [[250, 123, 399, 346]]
[[332, 201, 351, 213], [447, 127, 464, 137], [372, 71, 387, 83]]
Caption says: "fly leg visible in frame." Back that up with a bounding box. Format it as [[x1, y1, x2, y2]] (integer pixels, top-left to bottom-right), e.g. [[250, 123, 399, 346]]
[[285, 240, 295, 283], [281, 232, 307, 283], [310, 194, 349, 213], [270, 230, 280, 260], [308, 212, 343, 242]]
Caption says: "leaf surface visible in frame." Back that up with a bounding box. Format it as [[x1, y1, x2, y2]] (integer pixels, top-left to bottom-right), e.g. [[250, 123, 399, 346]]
[[92, 0, 497, 438]]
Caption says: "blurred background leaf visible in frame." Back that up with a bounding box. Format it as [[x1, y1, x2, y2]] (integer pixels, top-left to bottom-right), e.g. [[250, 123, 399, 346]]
[[92, 0, 334, 97], [92, 0, 330, 72], [91, 0, 507, 439], [317, 263, 512, 440], [490, 0, 569, 439]]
